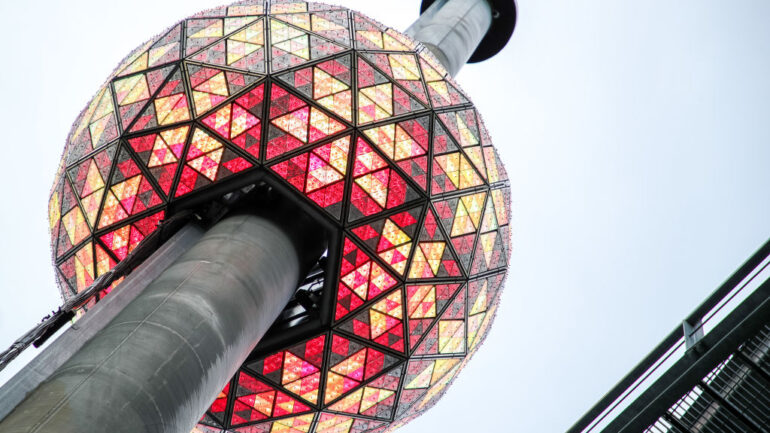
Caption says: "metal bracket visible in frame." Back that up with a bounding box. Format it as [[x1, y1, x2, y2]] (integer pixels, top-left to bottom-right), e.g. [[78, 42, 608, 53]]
[[683, 319, 705, 350]]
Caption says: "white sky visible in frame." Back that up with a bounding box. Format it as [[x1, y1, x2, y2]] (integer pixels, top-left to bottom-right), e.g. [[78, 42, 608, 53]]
[[1, 1, 769, 432]]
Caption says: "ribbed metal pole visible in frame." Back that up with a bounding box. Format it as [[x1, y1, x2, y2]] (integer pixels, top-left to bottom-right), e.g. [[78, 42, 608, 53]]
[[0, 214, 303, 433], [406, 0, 493, 76]]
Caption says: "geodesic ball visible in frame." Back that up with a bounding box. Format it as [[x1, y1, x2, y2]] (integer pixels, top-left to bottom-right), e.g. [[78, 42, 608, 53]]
[[48, 1, 511, 432]]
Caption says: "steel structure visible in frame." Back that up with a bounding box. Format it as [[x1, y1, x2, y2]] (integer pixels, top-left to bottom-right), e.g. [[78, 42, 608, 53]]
[[1, 1, 517, 433], [569, 239, 770, 433]]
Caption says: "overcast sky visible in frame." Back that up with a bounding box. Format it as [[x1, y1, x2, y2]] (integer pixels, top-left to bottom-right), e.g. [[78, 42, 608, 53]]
[[1, 1, 769, 432]]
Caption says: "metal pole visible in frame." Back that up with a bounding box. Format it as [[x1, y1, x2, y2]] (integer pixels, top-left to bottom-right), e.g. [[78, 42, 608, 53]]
[[0, 214, 305, 433], [406, 0, 493, 76]]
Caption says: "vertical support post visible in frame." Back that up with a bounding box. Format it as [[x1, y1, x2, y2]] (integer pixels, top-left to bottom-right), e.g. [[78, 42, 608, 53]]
[[0, 214, 310, 433], [406, 0, 493, 76]]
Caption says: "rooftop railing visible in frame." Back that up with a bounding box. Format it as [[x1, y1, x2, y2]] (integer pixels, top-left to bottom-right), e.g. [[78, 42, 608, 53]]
[[568, 238, 770, 433]]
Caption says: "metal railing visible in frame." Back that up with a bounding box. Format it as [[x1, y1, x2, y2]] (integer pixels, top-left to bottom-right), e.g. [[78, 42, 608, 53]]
[[568, 238, 770, 433]]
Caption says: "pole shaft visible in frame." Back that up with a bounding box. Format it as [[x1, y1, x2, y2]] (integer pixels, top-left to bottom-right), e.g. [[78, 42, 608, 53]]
[[406, 0, 493, 76], [0, 214, 301, 433]]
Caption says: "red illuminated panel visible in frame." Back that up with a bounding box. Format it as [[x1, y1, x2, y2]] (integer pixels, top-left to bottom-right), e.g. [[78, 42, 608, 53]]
[[116, 24, 181, 77], [270, 17, 345, 72], [277, 55, 353, 122], [349, 137, 419, 222], [362, 117, 429, 191], [229, 371, 311, 426], [247, 335, 326, 404], [438, 110, 487, 180], [114, 65, 174, 130], [66, 145, 116, 227], [469, 190, 509, 275], [201, 84, 264, 160], [129, 67, 191, 132], [270, 135, 350, 219], [413, 286, 466, 356], [99, 211, 165, 260], [97, 147, 163, 230], [188, 64, 261, 116], [407, 208, 462, 279], [361, 52, 429, 106], [328, 365, 402, 419], [57, 242, 95, 294], [432, 192, 487, 274], [185, 18, 226, 56], [396, 358, 462, 419], [66, 84, 118, 162], [405, 283, 462, 351], [334, 238, 398, 321], [337, 287, 405, 353], [174, 128, 253, 197], [267, 84, 347, 160], [128, 126, 190, 196], [467, 274, 505, 351], [352, 13, 411, 52], [94, 243, 120, 296], [314, 413, 387, 433], [55, 186, 84, 259], [190, 20, 266, 74], [351, 207, 420, 276], [419, 57, 468, 108], [356, 57, 425, 125], [324, 334, 399, 404], [208, 381, 230, 425]]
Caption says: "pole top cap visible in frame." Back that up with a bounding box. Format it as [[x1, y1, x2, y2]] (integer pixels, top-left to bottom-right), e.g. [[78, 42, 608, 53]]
[[420, 0, 517, 63]]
